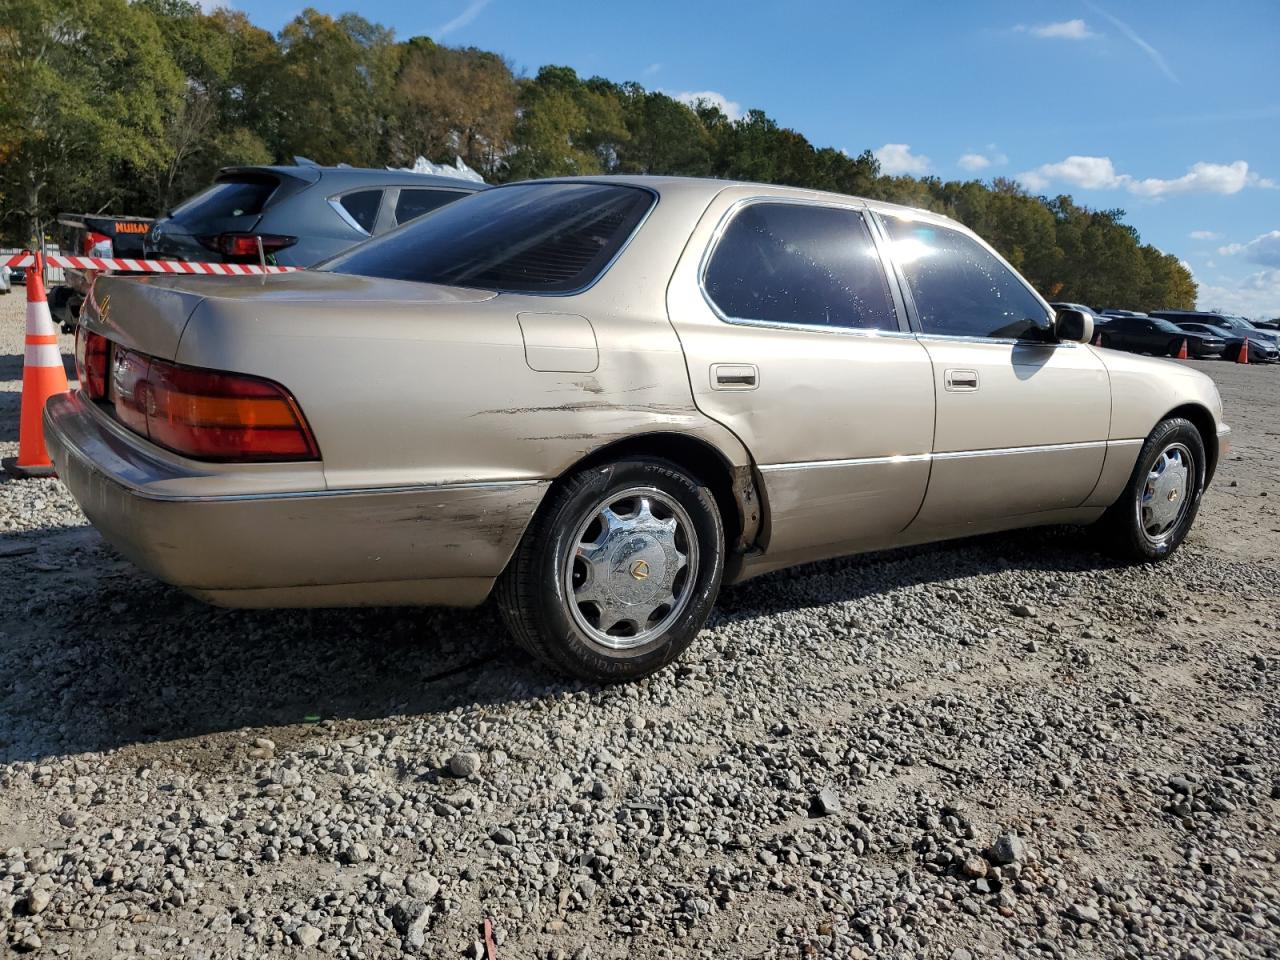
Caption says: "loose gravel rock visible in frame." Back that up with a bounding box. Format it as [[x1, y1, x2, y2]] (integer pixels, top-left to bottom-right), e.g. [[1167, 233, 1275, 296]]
[[1, 290, 1278, 958]]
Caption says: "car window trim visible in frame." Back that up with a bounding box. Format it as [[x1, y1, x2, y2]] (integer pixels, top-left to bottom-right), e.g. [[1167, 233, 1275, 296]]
[[373, 187, 399, 235], [327, 187, 385, 236], [868, 209, 1061, 347], [696, 196, 912, 337]]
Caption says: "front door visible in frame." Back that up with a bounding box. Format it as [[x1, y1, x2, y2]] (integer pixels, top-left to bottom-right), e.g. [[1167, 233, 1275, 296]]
[[666, 191, 936, 569], [873, 212, 1111, 533]]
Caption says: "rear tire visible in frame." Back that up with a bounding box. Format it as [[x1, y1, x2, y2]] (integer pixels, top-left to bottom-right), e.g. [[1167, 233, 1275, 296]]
[[496, 458, 724, 682], [1097, 417, 1205, 563]]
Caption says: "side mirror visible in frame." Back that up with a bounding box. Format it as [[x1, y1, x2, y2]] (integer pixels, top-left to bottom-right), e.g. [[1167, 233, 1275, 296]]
[[1054, 308, 1093, 345]]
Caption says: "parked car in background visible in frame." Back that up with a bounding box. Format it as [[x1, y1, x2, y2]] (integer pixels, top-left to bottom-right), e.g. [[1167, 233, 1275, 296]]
[[1169, 320, 1278, 363], [1255, 317, 1280, 331], [1149, 310, 1280, 351], [1095, 312, 1202, 356], [51, 214, 155, 331], [145, 162, 487, 267], [47, 177, 1229, 682], [1050, 302, 1106, 328], [9, 263, 26, 285]]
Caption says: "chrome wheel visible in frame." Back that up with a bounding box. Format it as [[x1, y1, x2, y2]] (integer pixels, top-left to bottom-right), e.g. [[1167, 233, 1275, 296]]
[[1137, 442, 1193, 545], [563, 486, 699, 651]]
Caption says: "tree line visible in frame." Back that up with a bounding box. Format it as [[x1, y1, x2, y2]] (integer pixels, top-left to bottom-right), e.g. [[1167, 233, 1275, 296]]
[[0, 0, 1196, 310]]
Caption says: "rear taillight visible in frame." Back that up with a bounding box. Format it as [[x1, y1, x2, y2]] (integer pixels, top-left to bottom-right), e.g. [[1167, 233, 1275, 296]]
[[197, 233, 297, 262], [74, 326, 109, 399], [109, 347, 319, 462]]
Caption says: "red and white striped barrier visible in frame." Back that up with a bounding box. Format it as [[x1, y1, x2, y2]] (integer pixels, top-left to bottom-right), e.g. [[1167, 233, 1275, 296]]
[[3, 252, 300, 275]]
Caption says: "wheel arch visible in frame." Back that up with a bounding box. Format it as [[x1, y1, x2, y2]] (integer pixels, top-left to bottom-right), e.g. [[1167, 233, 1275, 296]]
[[557, 431, 762, 562], [1162, 402, 1219, 484]]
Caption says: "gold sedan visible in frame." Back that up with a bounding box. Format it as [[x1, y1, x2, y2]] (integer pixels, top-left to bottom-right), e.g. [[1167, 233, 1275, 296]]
[[46, 177, 1229, 681]]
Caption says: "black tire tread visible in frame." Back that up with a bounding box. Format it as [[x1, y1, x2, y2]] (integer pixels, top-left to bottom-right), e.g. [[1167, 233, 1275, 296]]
[[496, 457, 722, 681], [494, 467, 602, 674], [1098, 416, 1205, 563]]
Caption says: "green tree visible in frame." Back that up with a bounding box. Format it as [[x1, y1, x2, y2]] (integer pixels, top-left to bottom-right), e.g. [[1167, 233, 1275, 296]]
[[506, 67, 627, 179], [270, 9, 396, 165], [613, 86, 711, 176], [388, 37, 516, 176], [0, 0, 183, 243]]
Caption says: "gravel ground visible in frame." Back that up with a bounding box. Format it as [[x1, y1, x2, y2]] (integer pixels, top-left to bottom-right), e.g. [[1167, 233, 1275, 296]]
[[1, 288, 1278, 959]]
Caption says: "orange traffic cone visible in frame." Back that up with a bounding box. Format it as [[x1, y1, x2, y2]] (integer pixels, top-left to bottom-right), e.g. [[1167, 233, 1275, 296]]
[[1237, 338, 1250, 364], [1175, 338, 1188, 360], [2, 254, 69, 478]]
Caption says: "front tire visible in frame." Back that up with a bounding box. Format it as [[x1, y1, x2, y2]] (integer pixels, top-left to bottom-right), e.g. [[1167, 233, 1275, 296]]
[[1098, 417, 1205, 562], [496, 458, 724, 682]]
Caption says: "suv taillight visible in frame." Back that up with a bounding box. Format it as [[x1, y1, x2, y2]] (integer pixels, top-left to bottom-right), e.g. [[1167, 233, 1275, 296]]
[[74, 326, 109, 399], [109, 347, 319, 461], [197, 233, 297, 261]]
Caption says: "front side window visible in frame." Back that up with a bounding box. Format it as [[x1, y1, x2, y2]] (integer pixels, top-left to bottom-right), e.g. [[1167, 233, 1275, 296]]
[[703, 202, 897, 331], [338, 190, 383, 233], [325, 182, 654, 293], [882, 216, 1050, 340]]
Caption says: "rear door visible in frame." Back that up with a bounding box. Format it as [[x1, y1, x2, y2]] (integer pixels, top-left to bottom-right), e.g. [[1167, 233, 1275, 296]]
[[873, 212, 1111, 532], [666, 191, 935, 569]]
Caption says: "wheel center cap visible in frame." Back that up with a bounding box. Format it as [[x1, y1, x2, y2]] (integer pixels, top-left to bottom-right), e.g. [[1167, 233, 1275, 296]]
[[607, 535, 667, 605]]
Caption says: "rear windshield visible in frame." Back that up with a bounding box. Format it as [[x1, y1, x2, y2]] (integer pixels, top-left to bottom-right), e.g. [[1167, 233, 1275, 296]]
[[323, 182, 655, 293], [171, 175, 279, 221]]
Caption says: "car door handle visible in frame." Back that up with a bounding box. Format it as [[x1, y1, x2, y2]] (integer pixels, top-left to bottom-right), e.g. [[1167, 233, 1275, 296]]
[[711, 363, 759, 390], [944, 368, 979, 392]]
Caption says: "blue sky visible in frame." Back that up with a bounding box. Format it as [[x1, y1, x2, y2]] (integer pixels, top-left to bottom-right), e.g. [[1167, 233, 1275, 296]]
[[234, 0, 1280, 317]]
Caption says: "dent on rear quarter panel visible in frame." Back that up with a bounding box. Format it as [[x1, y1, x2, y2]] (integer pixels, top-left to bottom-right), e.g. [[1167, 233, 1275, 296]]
[[172, 179, 760, 542]]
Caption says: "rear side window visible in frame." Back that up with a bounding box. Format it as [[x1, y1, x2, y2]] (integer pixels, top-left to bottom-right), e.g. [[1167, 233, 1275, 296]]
[[703, 202, 897, 331], [395, 189, 464, 225], [338, 190, 383, 233], [882, 216, 1050, 340], [324, 183, 655, 293], [171, 176, 278, 221]]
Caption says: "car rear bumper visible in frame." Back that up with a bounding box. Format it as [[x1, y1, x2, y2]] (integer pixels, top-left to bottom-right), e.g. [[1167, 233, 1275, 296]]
[[44, 391, 547, 608]]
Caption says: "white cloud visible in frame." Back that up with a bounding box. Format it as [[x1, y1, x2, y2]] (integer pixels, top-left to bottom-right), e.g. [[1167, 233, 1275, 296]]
[[642, 62, 662, 77], [434, 0, 490, 39], [875, 143, 931, 176], [1189, 230, 1221, 240], [672, 90, 743, 122], [1129, 161, 1263, 198], [1018, 155, 1124, 192], [1017, 156, 1273, 198], [957, 145, 1009, 172], [1085, 1, 1178, 82], [1216, 230, 1280, 266], [1016, 19, 1094, 40], [1196, 268, 1280, 319], [1205, 259, 1217, 269]]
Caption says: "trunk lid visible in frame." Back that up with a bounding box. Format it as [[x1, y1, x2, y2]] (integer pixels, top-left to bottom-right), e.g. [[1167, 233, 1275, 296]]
[[82, 271, 497, 360]]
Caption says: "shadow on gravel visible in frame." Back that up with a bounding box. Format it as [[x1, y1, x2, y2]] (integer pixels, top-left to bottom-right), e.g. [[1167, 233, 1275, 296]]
[[0, 523, 1120, 764], [713, 523, 1124, 623], [0, 352, 76, 384]]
